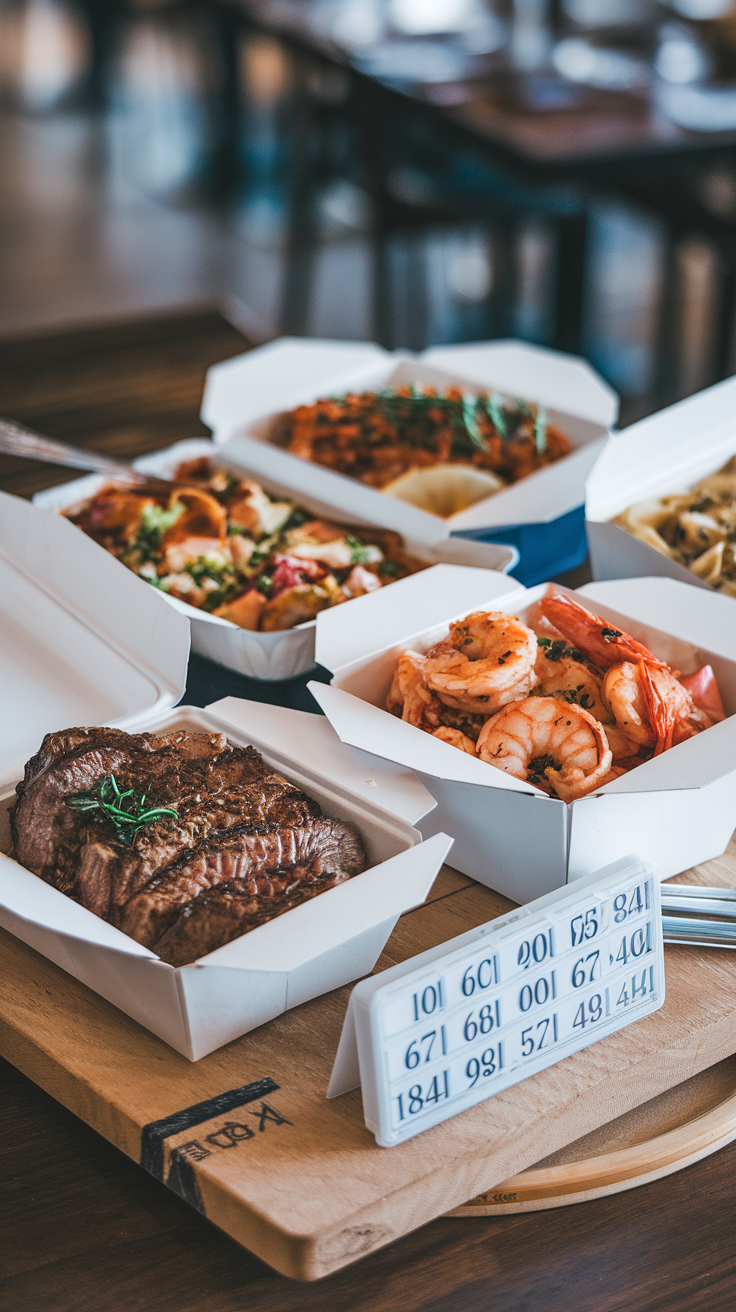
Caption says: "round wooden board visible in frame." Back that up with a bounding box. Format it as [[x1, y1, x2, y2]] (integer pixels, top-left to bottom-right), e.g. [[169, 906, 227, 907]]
[[447, 1054, 736, 1216]]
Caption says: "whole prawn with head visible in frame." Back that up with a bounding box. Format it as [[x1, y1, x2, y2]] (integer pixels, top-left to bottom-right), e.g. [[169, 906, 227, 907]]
[[539, 592, 711, 754]]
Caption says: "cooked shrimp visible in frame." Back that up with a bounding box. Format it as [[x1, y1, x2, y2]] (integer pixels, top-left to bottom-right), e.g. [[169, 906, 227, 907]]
[[539, 593, 668, 671], [602, 660, 709, 753], [423, 611, 537, 713], [387, 651, 441, 730], [433, 726, 477, 755], [534, 649, 610, 722], [476, 698, 613, 802], [260, 582, 340, 632]]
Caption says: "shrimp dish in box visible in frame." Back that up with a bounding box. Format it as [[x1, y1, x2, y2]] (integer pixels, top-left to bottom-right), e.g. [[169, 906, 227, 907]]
[[63, 456, 426, 632], [388, 592, 725, 802]]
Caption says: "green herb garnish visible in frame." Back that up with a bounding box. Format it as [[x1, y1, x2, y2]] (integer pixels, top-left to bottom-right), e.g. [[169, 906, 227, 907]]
[[534, 405, 548, 455], [135, 500, 185, 560], [65, 774, 178, 846], [529, 754, 556, 780], [537, 637, 585, 662], [601, 627, 622, 643], [345, 532, 370, 564], [256, 574, 273, 595]]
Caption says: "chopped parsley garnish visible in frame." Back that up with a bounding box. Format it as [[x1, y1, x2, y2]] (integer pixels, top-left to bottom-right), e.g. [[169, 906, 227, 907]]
[[378, 560, 398, 577], [601, 627, 622, 642], [537, 637, 585, 662], [65, 774, 178, 846], [134, 500, 185, 560], [529, 754, 556, 780], [256, 574, 273, 595], [345, 532, 371, 564]]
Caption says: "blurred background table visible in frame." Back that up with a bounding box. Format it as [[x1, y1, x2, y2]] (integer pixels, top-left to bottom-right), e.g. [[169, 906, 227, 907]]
[[3, 307, 736, 1312]]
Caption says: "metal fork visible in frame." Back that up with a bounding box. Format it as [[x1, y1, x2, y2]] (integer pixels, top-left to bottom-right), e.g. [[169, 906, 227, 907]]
[[0, 417, 177, 494]]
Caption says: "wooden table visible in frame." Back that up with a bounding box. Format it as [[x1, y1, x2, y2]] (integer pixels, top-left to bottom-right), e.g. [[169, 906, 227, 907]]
[[3, 311, 736, 1311]]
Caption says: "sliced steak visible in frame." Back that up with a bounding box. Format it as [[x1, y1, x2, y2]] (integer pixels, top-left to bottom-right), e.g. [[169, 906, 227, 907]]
[[77, 772, 321, 917], [153, 871, 348, 967], [118, 816, 365, 949]]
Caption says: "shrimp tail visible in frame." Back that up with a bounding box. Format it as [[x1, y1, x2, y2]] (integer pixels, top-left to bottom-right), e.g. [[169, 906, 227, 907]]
[[639, 660, 675, 755], [540, 593, 667, 670]]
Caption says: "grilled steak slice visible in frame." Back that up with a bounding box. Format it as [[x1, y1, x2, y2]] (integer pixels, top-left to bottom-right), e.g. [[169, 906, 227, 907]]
[[13, 726, 367, 965], [77, 772, 321, 917], [153, 872, 346, 967], [118, 816, 365, 948], [11, 730, 267, 893]]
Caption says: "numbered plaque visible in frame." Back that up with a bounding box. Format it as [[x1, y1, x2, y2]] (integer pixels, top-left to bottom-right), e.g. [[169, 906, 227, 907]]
[[330, 856, 664, 1147]]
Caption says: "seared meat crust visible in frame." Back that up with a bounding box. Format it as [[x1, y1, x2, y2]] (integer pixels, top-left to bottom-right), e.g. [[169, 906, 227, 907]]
[[11, 727, 365, 964]]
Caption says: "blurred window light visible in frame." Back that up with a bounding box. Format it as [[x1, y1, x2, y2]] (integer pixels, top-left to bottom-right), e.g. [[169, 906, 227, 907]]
[[448, 244, 492, 301], [331, 0, 384, 47], [654, 24, 710, 84], [388, 0, 480, 36], [668, 0, 734, 18], [656, 80, 736, 129], [562, 0, 656, 23], [19, 0, 87, 109], [552, 38, 646, 89]]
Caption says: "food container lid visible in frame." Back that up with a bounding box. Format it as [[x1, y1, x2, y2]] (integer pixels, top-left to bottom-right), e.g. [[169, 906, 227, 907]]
[[422, 340, 619, 428], [201, 338, 389, 442], [0, 491, 190, 778]]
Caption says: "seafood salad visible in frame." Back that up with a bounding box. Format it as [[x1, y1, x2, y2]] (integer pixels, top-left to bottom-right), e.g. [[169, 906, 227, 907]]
[[615, 454, 736, 597], [63, 457, 425, 632], [388, 592, 725, 802], [278, 386, 572, 492]]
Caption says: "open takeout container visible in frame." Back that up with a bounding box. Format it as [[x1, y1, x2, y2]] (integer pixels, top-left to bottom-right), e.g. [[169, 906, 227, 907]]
[[308, 563, 736, 905], [586, 373, 736, 593], [33, 439, 517, 682], [201, 337, 618, 587], [0, 491, 451, 1059]]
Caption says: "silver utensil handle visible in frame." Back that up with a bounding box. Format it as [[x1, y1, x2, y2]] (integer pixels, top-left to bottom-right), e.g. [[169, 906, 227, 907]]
[[0, 417, 140, 480]]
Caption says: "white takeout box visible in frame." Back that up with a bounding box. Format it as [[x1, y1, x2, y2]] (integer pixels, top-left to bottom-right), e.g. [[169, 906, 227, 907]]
[[201, 337, 618, 584], [586, 373, 736, 592], [0, 491, 451, 1059], [33, 438, 517, 682], [308, 564, 736, 904]]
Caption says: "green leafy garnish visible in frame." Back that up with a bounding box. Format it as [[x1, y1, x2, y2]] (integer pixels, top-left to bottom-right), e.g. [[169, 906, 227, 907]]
[[65, 774, 178, 846], [485, 392, 507, 438], [601, 627, 622, 643], [537, 637, 585, 662], [529, 754, 556, 780], [345, 532, 371, 564], [256, 574, 273, 595], [135, 500, 185, 560], [534, 406, 548, 455]]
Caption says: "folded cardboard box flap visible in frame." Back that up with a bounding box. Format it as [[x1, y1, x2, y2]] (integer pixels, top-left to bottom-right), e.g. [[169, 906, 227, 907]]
[[201, 338, 388, 439], [205, 696, 439, 828], [447, 436, 606, 531], [314, 563, 525, 675], [579, 578, 736, 661], [422, 340, 619, 427], [0, 491, 189, 708], [585, 374, 736, 523], [309, 683, 537, 794]]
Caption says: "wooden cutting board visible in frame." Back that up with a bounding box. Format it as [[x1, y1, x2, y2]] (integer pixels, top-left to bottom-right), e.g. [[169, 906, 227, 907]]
[[2, 840, 736, 1282]]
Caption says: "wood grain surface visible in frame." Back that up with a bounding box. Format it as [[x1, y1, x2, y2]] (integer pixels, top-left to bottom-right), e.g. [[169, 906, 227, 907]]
[[2, 311, 736, 1309]]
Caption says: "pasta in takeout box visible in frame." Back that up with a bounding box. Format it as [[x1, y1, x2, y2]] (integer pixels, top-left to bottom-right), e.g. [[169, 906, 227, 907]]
[[586, 371, 736, 595], [309, 565, 736, 905]]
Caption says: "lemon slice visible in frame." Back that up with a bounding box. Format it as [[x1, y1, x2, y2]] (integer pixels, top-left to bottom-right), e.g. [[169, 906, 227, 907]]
[[382, 465, 505, 518]]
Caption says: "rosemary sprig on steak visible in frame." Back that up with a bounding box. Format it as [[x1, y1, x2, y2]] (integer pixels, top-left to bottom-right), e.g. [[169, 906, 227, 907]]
[[65, 773, 178, 846]]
